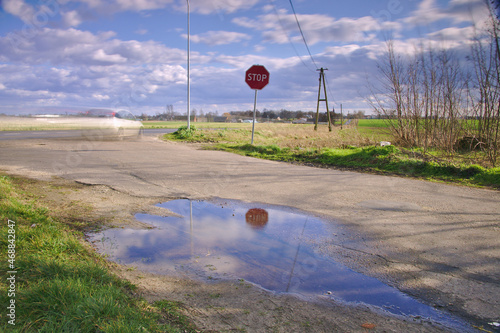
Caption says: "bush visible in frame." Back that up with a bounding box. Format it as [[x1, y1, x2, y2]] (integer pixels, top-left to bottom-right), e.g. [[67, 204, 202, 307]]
[[471, 167, 500, 188], [455, 136, 487, 151], [173, 125, 196, 139]]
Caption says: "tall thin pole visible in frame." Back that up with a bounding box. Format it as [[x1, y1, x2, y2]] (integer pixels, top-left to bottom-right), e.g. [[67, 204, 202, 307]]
[[322, 70, 332, 132], [189, 200, 193, 257], [314, 68, 332, 131], [186, 0, 191, 129], [251, 89, 258, 145], [314, 68, 322, 131]]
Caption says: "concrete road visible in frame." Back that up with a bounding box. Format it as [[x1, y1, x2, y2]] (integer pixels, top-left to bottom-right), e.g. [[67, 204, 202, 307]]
[[0, 135, 499, 329], [0, 128, 175, 140]]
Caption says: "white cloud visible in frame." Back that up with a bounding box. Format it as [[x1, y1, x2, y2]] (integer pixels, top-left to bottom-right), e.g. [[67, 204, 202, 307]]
[[298, 15, 391, 44], [0, 0, 489, 116], [175, 0, 260, 15], [0, 22, 196, 112], [254, 45, 265, 52], [184, 31, 251, 46], [2, 0, 36, 24], [92, 49, 127, 63], [405, 0, 487, 27], [147, 64, 186, 84], [427, 25, 476, 43], [0, 27, 188, 66], [92, 93, 110, 100], [62, 0, 259, 16], [78, 0, 174, 13], [61, 10, 84, 27], [233, 11, 401, 45]]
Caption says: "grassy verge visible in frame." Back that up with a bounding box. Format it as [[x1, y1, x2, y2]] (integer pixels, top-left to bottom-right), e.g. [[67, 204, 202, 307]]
[[164, 125, 500, 188], [0, 175, 197, 332]]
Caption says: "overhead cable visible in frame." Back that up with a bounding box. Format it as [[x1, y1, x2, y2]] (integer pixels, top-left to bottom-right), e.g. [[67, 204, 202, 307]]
[[269, 0, 316, 72], [288, 0, 319, 69]]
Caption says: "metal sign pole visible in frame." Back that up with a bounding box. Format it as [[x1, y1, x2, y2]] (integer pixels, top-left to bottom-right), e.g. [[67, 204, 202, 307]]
[[251, 89, 258, 145], [245, 64, 269, 144], [186, 0, 191, 129]]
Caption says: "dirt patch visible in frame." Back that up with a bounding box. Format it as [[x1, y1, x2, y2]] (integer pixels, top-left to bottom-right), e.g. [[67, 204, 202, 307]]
[[3, 174, 462, 332], [8, 174, 175, 231], [113, 264, 450, 333]]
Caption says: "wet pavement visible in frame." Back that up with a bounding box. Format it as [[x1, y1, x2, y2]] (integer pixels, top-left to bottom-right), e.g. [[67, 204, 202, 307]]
[[89, 198, 476, 332]]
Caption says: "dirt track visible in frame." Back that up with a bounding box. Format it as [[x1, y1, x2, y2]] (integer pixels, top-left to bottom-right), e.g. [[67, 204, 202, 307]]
[[1, 135, 499, 332]]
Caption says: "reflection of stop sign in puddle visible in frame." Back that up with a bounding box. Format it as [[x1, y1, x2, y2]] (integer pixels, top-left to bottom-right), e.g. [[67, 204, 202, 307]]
[[88, 199, 474, 332], [245, 208, 268, 229]]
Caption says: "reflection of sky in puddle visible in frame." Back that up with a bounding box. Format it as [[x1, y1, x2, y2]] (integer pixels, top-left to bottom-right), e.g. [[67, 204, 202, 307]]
[[89, 199, 472, 331]]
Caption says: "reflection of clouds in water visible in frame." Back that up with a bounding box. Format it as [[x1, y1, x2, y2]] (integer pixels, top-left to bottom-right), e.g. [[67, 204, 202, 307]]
[[91, 199, 325, 280], [94, 200, 327, 281], [88, 199, 471, 329]]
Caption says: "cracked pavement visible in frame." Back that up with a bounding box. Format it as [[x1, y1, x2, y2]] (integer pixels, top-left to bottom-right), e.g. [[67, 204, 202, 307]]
[[0, 134, 499, 329]]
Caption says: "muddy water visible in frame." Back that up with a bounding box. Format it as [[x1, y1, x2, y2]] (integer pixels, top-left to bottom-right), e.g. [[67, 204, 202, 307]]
[[89, 199, 473, 331]]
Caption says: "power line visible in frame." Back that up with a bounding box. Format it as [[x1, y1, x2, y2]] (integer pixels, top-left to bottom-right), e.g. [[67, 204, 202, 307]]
[[269, 0, 316, 72], [273, 0, 339, 114], [288, 0, 319, 69]]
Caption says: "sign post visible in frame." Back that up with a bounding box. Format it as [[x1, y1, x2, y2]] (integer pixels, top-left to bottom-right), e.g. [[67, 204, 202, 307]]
[[245, 65, 270, 144], [251, 89, 258, 144]]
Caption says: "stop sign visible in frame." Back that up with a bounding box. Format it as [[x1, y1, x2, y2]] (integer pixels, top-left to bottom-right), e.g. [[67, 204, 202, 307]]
[[245, 208, 269, 229], [245, 65, 269, 90]]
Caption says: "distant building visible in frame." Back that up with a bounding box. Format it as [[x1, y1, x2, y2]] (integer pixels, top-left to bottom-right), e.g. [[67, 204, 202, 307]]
[[214, 116, 230, 122], [173, 115, 197, 122]]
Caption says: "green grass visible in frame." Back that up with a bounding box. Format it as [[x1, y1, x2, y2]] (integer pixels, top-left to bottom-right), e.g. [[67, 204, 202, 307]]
[[0, 175, 197, 332], [355, 119, 393, 137], [357, 119, 390, 127], [164, 126, 500, 188], [224, 144, 499, 187]]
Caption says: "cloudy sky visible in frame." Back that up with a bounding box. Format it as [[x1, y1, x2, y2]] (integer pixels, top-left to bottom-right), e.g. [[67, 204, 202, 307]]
[[0, 0, 492, 116]]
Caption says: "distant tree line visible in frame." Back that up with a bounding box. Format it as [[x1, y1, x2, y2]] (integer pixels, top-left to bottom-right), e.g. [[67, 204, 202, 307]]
[[369, 0, 500, 166], [231, 109, 315, 120], [230, 109, 365, 121], [139, 107, 367, 123]]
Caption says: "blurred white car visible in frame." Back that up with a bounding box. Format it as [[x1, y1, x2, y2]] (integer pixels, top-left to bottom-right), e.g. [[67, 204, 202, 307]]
[[80, 109, 144, 140]]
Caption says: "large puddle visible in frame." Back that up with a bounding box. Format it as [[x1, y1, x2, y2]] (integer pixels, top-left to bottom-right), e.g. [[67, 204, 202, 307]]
[[89, 199, 475, 331]]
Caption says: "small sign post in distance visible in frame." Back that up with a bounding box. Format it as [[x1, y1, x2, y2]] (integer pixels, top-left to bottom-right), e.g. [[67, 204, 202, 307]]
[[245, 65, 270, 144]]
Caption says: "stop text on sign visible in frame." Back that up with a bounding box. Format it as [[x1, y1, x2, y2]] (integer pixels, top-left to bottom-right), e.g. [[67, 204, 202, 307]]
[[247, 73, 268, 82]]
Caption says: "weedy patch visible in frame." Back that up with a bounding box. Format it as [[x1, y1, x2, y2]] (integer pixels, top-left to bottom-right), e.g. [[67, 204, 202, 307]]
[[0, 175, 199, 332], [164, 124, 500, 188]]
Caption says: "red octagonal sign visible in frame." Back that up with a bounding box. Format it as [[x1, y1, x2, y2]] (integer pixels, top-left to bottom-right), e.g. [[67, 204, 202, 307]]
[[245, 65, 270, 90]]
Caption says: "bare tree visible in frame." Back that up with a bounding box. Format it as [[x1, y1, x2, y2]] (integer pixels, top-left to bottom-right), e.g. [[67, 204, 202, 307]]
[[467, 0, 500, 165], [370, 39, 468, 154], [369, 39, 409, 145], [166, 104, 175, 120]]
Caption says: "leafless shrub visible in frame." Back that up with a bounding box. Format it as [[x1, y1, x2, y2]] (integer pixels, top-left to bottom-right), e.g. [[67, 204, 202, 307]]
[[466, 0, 500, 166], [369, 1, 499, 166]]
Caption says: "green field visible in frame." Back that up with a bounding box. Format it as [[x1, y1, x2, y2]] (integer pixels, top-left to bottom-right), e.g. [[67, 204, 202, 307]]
[[144, 119, 388, 128], [357, 119, 390, 127], [145, 119, 392, 141], [164, 124, 500, 188]]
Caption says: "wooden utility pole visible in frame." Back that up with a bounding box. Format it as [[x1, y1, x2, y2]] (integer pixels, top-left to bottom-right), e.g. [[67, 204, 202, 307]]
[[314, 68, 332, 131]]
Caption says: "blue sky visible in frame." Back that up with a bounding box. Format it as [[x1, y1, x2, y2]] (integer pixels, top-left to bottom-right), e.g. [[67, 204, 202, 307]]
[[0, 0, 491, 116]]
